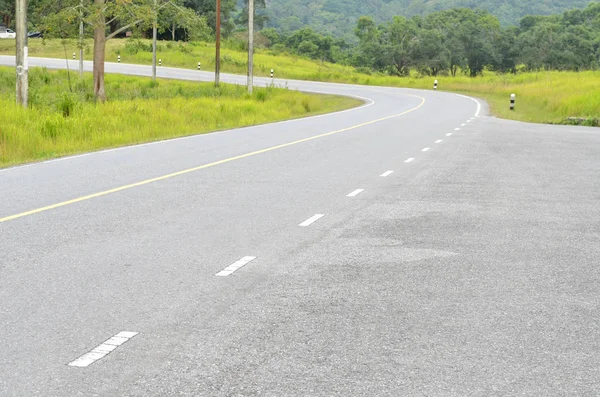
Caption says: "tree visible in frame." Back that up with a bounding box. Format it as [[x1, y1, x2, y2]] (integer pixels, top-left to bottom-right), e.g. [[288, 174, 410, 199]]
[[90, 0, 152, 101], [183, 0, 236, 36], [379, 16, 419, 76], [413, 28, 448, 76], [0, 0, 13, 27]]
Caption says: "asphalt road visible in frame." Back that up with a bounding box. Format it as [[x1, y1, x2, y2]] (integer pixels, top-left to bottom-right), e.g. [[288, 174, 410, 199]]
[[1, 57, 599, 396]]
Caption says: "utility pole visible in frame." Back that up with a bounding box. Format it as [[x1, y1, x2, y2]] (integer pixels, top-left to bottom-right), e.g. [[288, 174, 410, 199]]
[[247, 0, 254, 94], [15, 0, 28, 107], [79, 0, 84, 77], [215, 0, 221, 86], [152, 0, 158, 81]]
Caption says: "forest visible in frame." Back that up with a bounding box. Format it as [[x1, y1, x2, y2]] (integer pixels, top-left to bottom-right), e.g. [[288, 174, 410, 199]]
[[262, 3, 600, 76], [263, 0, 598, 38], [1, 1, 600, 77]]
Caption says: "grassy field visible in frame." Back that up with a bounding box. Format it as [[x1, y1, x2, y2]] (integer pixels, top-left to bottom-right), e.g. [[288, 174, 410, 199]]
[[1, 38, 598, 125], [0, 67, 361, 167]]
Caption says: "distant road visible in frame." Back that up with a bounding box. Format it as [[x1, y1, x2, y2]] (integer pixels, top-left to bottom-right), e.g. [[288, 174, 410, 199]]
[[1, 56, 599, 396]]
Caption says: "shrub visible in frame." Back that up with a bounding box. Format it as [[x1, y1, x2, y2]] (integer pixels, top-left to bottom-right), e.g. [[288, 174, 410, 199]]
[[57, 93, 77, 117]]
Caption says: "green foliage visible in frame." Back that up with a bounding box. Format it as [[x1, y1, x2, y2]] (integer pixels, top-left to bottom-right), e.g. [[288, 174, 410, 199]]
[[57, 92, 77, 117], [351, 4, 600, 76], [262, 0, 598, 39], [124, 39, 154, 54]]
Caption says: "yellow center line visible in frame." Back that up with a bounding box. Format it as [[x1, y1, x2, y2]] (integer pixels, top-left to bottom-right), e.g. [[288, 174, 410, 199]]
[[1, 96, 426, 224]]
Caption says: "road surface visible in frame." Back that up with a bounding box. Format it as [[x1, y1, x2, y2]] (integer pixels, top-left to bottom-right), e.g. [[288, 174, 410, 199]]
[[1, 57, 599, 396]]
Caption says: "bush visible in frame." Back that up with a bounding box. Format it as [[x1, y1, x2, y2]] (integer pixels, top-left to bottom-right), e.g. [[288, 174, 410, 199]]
[[57, 93, 77, 117], [124, 39, 153, 55]]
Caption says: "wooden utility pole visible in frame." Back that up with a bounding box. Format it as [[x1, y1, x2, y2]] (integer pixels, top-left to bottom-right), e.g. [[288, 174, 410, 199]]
[[79, 0, 84, 77], [15, 0, 28, 107], [215, 0, 221, 86], [152, 0, 158, 81], [247, 0, 254, 94]]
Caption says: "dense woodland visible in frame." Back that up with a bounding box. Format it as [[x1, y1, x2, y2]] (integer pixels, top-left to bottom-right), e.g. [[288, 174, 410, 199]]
[[263, 0, 598, 37], [264, 3, 600, 75], [1, 1, 600, 77]]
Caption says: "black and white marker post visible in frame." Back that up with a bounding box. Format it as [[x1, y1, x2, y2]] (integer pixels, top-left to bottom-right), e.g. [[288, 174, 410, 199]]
[[434, 79, 438, 90], [159, 59, 162, 67], [118, 55, 121, 63], [271, 69, 274, 78], [510, 94, 516, 110], [198, 62, 201, 71]]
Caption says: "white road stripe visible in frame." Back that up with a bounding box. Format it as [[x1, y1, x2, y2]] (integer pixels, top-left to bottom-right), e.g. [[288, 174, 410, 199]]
[[446, 133, 453, 137], [455, 94, 482, 117], [467, 120, 472, 123], [422, 147, 430, 152], [380, 171, 394, 177], [404, 158, 415, 163], [435, 140, 443, 144], [461, 123, 466, 127], [299, 214, 325, 227], [455, 128, 460, 131], [347, 189, 364, 197], [216, 256, 257, 277], [68, 331, 138, 368]]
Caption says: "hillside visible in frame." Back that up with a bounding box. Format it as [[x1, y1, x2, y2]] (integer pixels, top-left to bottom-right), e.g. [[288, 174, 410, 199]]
[[264, 0, 597, 37]]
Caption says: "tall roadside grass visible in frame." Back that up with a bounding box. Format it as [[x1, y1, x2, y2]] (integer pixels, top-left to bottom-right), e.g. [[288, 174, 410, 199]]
[[0, 67, 362, 168], [1, 39, 599, 124]]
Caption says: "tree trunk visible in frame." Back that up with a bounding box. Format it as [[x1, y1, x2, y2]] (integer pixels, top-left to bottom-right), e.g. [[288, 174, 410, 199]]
[[93, 24, 106, 102], [172, 23, 176, 41]]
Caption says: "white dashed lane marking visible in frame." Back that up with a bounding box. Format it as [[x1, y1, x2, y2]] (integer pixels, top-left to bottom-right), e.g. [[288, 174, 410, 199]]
[[422, 148, 430, 152], [435, 140, 443, 144], [299, 214, 325, 227], [216, 256, 257, 277], [380, 171, 394, 177], [68, 332, 138, 368], [405, 158, 415, 163], [446, 133, 453, 137], [347, 189, 364, 197]]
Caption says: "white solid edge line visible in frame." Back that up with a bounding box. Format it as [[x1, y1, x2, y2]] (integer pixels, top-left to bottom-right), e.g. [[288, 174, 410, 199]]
[[215, 256, 257, 277], [68, 331, 138, 368], [422, 148, 430, 152], [455, 93, 482, 117], [380, 171, 394, 177], [405, 158, 415, 163], [435, 140, 443, 144], [299, 214, 325, 227], [347, 189, 365, 197]]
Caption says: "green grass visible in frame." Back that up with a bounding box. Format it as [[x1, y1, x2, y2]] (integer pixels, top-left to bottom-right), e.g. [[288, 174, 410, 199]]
[[2, 38, 599, 125], [0, 67, 362, 168]]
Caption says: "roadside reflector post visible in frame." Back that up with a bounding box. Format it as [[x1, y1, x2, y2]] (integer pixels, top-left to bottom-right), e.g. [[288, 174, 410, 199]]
[[510, 94, 516, 110], [271, 69, 274, 78], [159, 59, 162, 67], [72, 52, 76, 60], [118, 55, 121, 63], [434, 79, 438, 90], [198, 62, 201, 70]]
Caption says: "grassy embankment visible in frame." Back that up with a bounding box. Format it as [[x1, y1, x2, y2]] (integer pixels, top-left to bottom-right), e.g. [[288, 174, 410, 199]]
[[3, 38, 597, 125], [0, 66, 362, 168]]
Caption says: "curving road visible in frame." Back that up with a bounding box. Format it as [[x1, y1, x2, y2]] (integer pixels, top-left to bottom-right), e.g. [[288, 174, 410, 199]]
[[1, 56, 600, 396]]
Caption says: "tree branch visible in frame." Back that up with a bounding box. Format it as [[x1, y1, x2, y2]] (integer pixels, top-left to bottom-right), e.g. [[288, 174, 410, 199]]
[[106, 19, 143, 40]]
